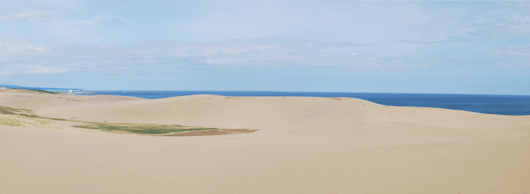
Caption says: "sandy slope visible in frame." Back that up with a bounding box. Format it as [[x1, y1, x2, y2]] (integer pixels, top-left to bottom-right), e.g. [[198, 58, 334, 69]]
[[1, 88, 530, 194]]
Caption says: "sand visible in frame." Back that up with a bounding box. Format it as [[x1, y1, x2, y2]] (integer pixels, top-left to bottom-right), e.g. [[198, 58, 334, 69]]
[[1, 88, 529, 194]]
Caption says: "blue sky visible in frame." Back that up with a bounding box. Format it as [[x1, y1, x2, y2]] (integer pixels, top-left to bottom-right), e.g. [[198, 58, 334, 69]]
[[0, 0, 529, 94]]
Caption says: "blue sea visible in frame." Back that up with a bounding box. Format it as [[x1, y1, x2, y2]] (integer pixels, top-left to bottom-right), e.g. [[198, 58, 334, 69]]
[[81, 91, 530, 116]]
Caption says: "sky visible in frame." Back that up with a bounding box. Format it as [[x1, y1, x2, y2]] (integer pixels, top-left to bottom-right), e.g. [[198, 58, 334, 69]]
[[0, 0, 529, 94]]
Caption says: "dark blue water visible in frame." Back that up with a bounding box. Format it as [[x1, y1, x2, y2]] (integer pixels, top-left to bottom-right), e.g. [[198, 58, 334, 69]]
[[82, 91, 530, 116]]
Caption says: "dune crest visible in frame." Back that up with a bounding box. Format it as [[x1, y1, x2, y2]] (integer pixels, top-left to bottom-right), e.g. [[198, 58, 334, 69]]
[[36, 93, 529, 138]]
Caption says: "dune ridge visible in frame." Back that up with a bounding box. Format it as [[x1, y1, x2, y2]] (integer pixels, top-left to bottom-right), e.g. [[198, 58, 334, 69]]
[[1, 88, 530, 194]]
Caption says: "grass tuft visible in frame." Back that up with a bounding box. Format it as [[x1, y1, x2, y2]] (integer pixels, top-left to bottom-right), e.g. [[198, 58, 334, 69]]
[[0, 117, 24, 127], [0, 106, 18, 115], [25, 89, 59, 94]]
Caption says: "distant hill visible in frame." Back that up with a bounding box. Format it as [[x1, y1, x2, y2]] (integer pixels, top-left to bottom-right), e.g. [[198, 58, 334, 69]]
[[0, 85, 84, 93]]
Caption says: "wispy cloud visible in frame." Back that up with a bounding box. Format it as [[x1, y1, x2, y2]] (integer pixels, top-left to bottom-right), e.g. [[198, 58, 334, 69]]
[[93, 38, 395, 68], [104, 15, 135, 25], [0, 7, 68, 22], [490, 46, 530, 56], [77, 14, 136, 26], [0, 37, 422, 80], [24, 67, 67, 75], [0, 34, 47, 53], [1, 1, 530, 94], [0, 71, 14, 75], [397, 36, 479, 45], [467, 6, 530, 40]]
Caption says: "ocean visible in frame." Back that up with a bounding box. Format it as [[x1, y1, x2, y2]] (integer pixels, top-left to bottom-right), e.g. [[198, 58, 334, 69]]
[[80, 91, 530, 116]]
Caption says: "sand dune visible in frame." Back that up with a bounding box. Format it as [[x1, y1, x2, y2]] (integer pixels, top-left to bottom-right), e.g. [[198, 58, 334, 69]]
[[1, 88, 530, 194], [38, 95, 386, 130]]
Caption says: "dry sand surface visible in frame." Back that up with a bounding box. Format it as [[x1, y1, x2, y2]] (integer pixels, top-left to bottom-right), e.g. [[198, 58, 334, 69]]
[[1, 88, 530, 194]]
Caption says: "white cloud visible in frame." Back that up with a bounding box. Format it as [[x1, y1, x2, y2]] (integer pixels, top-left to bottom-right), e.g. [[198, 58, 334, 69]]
[[146, 59, 158, 63], [204, 57, 237, 65], [467, 6, 530, 40], [490, 46, 530, 56], [24, 67, 66, 75], [0, 71, 14, 75], [0, 34, 47, 53], [497, 62, 530, 69], [0, 37, 421, 73], [104, 15, 135, 25], [0, 8, 67, 22]]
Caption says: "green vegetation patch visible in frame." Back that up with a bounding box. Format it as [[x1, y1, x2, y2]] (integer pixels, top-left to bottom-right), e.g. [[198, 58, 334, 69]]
[[0, 106, 63, 120], [0, 106, 18, 115], [18, 113, 40, 118], [0, 105, 256, 136], [46, 117, 67, 121], [24, 89, 59, 94], [72, 122, 216, 135], [0, 117, 24, 127]]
